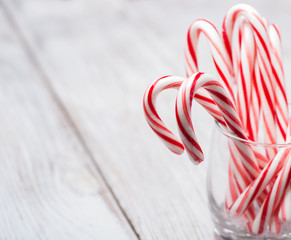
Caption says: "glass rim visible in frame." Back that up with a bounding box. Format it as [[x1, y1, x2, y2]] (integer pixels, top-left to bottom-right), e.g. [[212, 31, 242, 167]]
[[215, 121, 291, 148]]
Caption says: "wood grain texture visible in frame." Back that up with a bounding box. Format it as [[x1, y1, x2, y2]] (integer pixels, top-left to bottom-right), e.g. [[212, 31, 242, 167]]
[[2, 0, 291, 239], [0, 5, 137, 240]]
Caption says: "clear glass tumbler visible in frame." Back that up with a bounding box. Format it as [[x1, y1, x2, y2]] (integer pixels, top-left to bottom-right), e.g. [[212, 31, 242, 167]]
[[208, 121, 291, 240]]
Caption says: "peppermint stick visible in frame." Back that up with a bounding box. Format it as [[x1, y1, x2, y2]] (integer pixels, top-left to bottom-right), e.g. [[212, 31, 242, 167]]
[[269, 24, 288, 143], [186, 19, 260, 206], [185, 19, 234, 100], [229, 147, 291, 217], [223, 4, 277, 158], [252, 150, 291, 234], [231, 19, 256, 138], [143, 75, 226, 157], [175, 72, 260, 174]]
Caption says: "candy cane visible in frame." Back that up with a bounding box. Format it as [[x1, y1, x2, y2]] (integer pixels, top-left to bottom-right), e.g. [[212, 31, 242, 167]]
[[224, 18, 262, 211], [223, 11, 265, 207], [256, 53, 277, 158], [224, 10, 261, 142], [185, 19, 241, 199], [185, 19, 237, 122], [143, 75, 227, 157], [223, 4, 268, 143], [229, 146, 291, 217], [143, 73, 259, 225], [143, 75, 242, 209], [186, 19, 265, 207], [249, 58, 262, 142], [225, 162, 240, 208], [269, 211, 281, 234], [254, 119, 291, 233], [222, 4, 259, 63], [237, 23, 254, 132], [143, 76, 185, 155], [185, 19, 234, 100], [226, 140, 259, 225], [269, 24, 288, 143], [176, 73, 264, 226], [278, 117, 291, 222], [175, 72, 260, 174], [223, 4, 277, 159], [231, 19, 256, 138], [185, 19, 244, 206], [252, 150, 291, 234], [278, 184, 291, 222], [142, 4, 291, 234]]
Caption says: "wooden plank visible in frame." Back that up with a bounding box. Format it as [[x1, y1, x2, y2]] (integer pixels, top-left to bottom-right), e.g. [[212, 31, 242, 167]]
[[0, 6, 137, 240], [3, 0, 291, 239]]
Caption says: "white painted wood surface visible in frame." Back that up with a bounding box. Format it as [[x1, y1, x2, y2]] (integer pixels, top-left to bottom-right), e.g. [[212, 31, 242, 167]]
[[1, 0, 291, 239], [0, 5, 136, 240]]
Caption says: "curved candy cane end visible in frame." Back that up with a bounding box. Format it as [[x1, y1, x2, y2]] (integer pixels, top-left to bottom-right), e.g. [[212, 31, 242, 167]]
[[228, 3, 259, 14], [143, 76, 185, 155], [175, 73, 206, 164], [187, 151, 204, 165]]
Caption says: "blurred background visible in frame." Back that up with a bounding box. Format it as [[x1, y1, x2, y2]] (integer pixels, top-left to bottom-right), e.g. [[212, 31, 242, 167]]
[[1, 0, 291, 239]]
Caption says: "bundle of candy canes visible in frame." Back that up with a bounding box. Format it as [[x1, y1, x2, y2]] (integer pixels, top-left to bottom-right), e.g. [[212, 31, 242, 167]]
[[143, 4, 291, 235]]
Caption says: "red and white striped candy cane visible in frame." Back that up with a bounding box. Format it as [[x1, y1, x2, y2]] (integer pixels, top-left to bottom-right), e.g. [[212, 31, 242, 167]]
[[185, 19, 256, 197], [269, 212, 281, 234], [223, 17, 262, 210], [278, 118, 291, 222], [269, 24, 288, 143], [222, 4, 259, 64], [270, 191, 291, 234], [186, 19, 262, 207], [143, 76, 185, 155], [232, 19, 257, 140], [185, 19, 238, 124], [228, 146, 291, 217], [223, 10, 261, 142], [185, 20, 238, 151], [278, 184, 291, 222], [251, 150, 291, 234], [143, 74, 258, 225], [175, 72, 260, 174], [256, 51, 277, 157], [222, 11, 266, 212], [185, 19, 240, 203], [249, 58, 262, 142], [176, 72, 263, 225], [143, 75, 226, 157], [223, 4, 277, 158], [185, 19, 234, 100], [225, 163, 240, 208]]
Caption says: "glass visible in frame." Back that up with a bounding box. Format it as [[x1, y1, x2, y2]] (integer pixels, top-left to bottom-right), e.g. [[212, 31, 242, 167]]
[[208, 121, 291, 240]]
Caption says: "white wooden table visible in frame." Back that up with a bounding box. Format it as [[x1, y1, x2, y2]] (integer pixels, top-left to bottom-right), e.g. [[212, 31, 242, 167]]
[[1, 0, 291, 239]]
